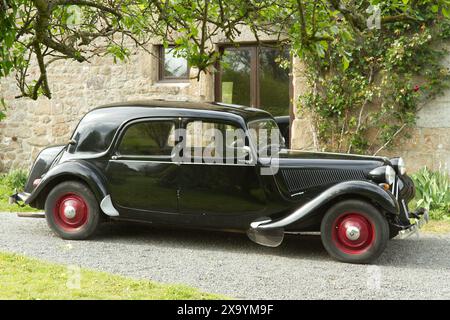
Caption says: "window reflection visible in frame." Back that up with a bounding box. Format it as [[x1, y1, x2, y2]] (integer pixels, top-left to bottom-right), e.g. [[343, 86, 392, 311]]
[[162, 47, 189, 79], [220, 49, 251, 106], [218, 45, 291, 116], [119, 121, 176, 156], [259, 47, 290, 116]]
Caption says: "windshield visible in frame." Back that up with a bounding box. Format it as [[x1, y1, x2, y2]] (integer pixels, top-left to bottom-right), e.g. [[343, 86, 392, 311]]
[[248, 118, 285, 156]]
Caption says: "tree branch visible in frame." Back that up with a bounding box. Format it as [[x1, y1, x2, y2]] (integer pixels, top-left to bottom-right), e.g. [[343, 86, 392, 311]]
[[50, 0, 122, 18]]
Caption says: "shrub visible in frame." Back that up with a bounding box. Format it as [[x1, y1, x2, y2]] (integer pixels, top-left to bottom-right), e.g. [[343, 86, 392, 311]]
[[1, 169, 28, 191], [411, 167, 450, 220]]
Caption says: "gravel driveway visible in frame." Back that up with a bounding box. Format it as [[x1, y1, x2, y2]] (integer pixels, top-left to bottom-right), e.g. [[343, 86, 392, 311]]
[[0, 213, 449, 299]]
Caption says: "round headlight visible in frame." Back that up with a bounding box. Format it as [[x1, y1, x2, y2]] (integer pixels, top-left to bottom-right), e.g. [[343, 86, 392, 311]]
[[385, 166, 396, 185], [397, 157, 406, 175], [390, 157, 407, 175]]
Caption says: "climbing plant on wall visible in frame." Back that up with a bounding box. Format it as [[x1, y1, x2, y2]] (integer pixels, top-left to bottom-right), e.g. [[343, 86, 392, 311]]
[[297, 2, 450, 154]]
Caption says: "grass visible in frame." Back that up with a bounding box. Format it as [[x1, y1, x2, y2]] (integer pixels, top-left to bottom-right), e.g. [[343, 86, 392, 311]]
[[422, 219, 450, 234], [0, 251, 223, 300], [0, 182, 39, 213], [0, 169, 38, 213]]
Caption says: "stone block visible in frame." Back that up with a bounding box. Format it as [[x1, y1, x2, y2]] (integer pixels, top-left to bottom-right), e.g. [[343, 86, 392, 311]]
[[290, 118, 317, 151], [28, 137, 50, 147]]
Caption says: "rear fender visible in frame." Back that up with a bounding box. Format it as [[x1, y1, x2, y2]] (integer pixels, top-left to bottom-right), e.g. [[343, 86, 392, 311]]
[[24, 145, 65, 193], [26, 160, 108, 207]]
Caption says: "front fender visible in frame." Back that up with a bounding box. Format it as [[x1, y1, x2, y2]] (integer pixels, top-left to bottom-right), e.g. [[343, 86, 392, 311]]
[[253, 180, 399, 230], [26, 160, 108, 206]]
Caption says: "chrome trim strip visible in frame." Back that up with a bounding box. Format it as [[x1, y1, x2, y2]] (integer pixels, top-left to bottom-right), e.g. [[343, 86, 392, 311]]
[[402, 199, 410, 220], [109, 159, 254, 166]]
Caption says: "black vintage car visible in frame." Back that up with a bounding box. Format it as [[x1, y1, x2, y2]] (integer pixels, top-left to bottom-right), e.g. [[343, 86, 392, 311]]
[[11, 100, 428, 263]]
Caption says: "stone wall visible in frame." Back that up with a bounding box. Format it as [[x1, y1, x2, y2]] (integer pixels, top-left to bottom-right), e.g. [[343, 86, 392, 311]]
[[0, 46, 213, 172], [381, 99, 450, 173]]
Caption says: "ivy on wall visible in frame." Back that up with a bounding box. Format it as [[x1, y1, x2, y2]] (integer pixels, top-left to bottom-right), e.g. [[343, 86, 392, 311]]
[[299, 5, 450, 155]]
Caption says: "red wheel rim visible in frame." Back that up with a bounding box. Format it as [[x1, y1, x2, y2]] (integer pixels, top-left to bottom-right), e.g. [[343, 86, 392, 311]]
[[53, 193, 89, 231], [331, 212, 375, 255]]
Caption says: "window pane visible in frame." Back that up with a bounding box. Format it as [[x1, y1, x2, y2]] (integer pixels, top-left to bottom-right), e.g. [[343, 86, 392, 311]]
[[163, 47, 188, 79], [119, 121, 175, 156], [259, 47, 290, 116], [185, 121, 245, 160], [248, 118, 284, 156], [220, 48, 251, 106]]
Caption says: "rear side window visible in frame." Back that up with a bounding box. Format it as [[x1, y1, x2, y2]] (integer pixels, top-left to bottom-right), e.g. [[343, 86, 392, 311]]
[[118, 121, 176, 156]]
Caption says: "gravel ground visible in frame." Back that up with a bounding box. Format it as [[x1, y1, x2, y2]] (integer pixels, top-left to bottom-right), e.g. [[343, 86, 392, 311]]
[[0, 213, 449, 299]]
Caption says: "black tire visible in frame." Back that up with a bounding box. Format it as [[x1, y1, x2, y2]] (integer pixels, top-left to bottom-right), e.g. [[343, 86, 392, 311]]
[[400, 175, 415, 202], [45, 181, 100, 240], [320, 199, 389, 264]]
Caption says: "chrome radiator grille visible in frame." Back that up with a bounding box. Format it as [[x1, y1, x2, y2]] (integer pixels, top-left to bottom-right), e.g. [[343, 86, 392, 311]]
[[281, 168, 367, 193]]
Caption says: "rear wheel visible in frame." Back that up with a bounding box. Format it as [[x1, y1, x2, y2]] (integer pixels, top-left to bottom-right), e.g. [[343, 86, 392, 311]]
[[45, 181, 100, 240], [320, 199, 389, 264]]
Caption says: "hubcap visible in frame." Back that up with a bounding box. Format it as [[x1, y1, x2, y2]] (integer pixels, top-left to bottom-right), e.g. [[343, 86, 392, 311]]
[[53, 193, 88, 231], [332, 213, 375, 255], [63, 205, 77, 219], [346, 225, 361, 241]]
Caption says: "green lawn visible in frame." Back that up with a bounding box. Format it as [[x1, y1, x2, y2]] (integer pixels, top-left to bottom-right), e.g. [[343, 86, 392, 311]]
[[0, 252, 223, 300]]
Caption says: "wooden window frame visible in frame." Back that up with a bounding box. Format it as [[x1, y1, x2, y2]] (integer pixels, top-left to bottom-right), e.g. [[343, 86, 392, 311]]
[[158, 45, 190, 82], [214, 43, 293, 120]]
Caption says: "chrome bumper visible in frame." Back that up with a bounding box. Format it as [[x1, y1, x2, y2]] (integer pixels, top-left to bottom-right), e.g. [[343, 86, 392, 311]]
[[9, 192, 31, 205], [10, 192, 45, 218], [397, 209, 429, 239]]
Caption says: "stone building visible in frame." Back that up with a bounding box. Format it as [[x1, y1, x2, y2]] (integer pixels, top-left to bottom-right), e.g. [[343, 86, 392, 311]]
[[0, 36, 449, 174]]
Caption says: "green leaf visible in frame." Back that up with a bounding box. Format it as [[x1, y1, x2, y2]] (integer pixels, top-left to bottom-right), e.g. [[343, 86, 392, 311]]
[[342, 56, 350, 71]]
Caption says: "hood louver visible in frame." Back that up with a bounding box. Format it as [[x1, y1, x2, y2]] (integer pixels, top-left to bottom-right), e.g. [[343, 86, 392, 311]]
[[281, 168, 367, 194]]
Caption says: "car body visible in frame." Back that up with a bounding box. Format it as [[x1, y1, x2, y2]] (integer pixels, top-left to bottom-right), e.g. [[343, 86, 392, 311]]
[[11, 100, 428, 263]]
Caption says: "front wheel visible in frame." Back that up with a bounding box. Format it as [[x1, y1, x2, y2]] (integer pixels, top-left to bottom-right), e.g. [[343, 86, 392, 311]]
[[320, 199, 389, 264], [45, 181, 100, 240]]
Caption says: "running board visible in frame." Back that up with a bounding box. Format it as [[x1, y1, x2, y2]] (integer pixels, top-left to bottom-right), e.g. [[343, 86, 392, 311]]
[[17, 212, 45, 218]]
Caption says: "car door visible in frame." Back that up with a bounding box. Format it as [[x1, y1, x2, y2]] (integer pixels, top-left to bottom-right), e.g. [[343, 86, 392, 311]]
[[177, 118, 266, 228], [105, 118, 180, 221]]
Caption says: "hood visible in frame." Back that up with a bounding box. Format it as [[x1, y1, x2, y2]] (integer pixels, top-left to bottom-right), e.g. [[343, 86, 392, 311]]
[[265, 150, 391, 199], [270, 149, 390, 172]]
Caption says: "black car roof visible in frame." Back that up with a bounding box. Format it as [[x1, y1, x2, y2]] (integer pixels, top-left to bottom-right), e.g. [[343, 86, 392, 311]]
[[69, 100, 273, 154], [94, 100, 271, 121]]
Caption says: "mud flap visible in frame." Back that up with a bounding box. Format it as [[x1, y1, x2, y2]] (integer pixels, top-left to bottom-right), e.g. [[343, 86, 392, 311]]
[[247, 227, 285, 247]]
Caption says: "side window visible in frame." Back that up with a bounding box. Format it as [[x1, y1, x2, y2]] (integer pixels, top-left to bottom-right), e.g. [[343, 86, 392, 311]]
[[118, 121, 176, 156], [184, 120, 246, 162]]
